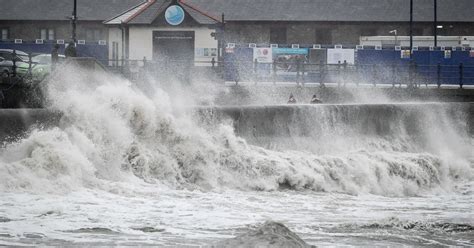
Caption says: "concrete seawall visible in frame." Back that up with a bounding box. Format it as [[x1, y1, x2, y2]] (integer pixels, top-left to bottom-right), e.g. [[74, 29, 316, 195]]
[[215, 86, 474, 105], [1, 103, 473, 144]]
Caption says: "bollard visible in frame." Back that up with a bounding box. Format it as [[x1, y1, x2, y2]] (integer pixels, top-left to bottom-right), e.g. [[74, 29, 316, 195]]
[[459, 63, 463, 89], [437, 63, 441, 88], [143, 56, 147, 67], [211, 57, 215, 68]]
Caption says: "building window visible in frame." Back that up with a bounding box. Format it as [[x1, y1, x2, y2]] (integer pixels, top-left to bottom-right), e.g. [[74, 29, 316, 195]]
[[40, 28, 55, 40], [1, 28, 8, 40], [315, 28, 332, 45], [270, 27, 287, 44], [412, 28, 423, 36], [361, 28, 377, 36], [86, 29, 102, 41]]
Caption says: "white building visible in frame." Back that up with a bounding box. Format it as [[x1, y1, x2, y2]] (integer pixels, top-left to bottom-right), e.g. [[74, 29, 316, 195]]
[[104, 0, 221, 66]]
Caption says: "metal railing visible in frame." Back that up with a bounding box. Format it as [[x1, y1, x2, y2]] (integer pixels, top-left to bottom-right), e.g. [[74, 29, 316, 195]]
[[2, 53, 473, 89], [236, 59, 474, 88]]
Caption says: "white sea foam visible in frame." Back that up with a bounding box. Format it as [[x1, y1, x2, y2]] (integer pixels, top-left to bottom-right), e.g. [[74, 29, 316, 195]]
[[0, 64, 472, 197], [0, 64, 473, 246]]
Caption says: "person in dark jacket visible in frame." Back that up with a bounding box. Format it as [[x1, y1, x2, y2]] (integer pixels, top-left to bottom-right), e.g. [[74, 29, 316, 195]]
[[51, 44, 60, 70], [310, 94, 322, 104], [287, 93, 296, 104], [64, 41, 77, 58]]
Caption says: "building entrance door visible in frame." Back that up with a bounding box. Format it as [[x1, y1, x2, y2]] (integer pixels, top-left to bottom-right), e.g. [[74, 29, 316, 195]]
[[153, 31, 194, 83]]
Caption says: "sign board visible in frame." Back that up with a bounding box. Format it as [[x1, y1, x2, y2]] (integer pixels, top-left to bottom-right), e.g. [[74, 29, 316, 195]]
[[444, 50, 451, 59], [273, 48, 308, 55], [273, 48, 309, 76], [253, 48, 273, 63], [165, 5, 185, 26], [401, 50, 411, 59], [327, 48, 355, 64]]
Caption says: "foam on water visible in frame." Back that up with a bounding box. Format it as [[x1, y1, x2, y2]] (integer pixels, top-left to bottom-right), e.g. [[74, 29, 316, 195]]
[[0, 64, 473, 245]]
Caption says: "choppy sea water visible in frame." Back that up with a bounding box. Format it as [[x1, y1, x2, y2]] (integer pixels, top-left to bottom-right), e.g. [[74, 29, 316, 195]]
[[0, 66, 473, 246], [1, 184, 473, 246]]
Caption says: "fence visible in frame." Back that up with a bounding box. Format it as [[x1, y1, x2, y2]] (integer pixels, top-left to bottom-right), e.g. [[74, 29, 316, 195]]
[[234, 60, 473, 88], [224, 46, 474, 87], [2, 42, 474, 88]]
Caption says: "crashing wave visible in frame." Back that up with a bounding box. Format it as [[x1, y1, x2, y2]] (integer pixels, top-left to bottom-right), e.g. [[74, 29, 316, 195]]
[[0, 64, 472, 196]]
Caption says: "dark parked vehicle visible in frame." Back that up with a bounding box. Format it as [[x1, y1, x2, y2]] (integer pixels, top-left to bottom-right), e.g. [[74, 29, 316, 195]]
[[0, 49, 30, 78]]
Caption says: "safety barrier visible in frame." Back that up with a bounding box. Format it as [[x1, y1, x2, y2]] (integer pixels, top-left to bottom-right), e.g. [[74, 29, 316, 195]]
[[224, 46, 474, 87]]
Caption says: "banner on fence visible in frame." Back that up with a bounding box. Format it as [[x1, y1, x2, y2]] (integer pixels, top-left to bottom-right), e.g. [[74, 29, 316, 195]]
[[253, 48, 273, 63], [327, 48, 355, 64], [401, 50, 411, 59], [272, 48, 308, 76], [444, 50, 451, 59]]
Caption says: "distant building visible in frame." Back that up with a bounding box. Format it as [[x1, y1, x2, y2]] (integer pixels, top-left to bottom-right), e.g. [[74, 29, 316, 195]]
[[0, 0, 141, 42], [0, 0, 473, 62]]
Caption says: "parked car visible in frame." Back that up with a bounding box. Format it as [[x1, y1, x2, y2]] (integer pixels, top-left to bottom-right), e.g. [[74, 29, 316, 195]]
[[0, 49, 30, 78], [16, 54, 66, 82]]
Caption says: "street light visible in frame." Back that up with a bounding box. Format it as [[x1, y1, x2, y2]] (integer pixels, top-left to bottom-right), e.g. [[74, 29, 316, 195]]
[[389, 29, 398, 46], [71, 0, 77, 42]]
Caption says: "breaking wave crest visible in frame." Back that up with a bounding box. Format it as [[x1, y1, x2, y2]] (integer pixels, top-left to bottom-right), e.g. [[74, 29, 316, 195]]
[[0, 65, 472, 196]]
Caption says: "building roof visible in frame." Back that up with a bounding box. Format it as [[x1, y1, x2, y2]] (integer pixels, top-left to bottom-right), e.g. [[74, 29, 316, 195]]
[[105, 1, 149, 24], [186, 0, 474, 22], [103, 0, 221, 25], [0, 0, 145, 21], [121, 0, 220, 25], [0, 0, 473, 23]]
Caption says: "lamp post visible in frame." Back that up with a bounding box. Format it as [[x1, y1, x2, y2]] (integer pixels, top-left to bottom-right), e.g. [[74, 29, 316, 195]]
[[389, 29, 398, 46], [409, 0, 413, 51], [434, 0, 437, 47], [71, 0, 77, 42]]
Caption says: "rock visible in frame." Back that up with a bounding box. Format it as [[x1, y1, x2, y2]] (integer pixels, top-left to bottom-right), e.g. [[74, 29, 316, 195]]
[[211, 221, 313, 248]]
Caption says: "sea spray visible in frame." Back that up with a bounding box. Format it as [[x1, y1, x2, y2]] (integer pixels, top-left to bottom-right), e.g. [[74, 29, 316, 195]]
[[0, 64, 472, 196]]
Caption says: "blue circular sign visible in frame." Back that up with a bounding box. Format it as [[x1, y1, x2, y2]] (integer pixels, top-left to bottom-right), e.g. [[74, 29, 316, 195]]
[[165, 5, 185, 26]]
